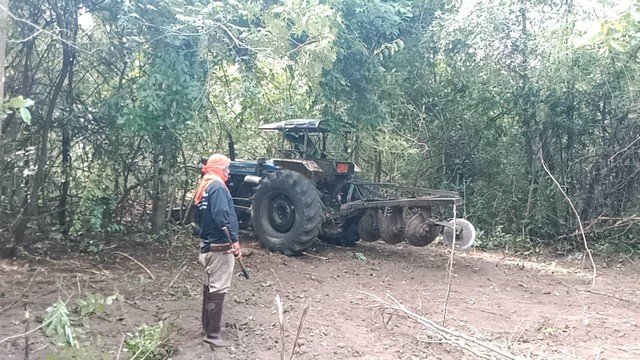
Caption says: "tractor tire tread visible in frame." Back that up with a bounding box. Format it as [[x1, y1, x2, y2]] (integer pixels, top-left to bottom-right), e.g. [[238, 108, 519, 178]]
[[252, 170, 322, 255]]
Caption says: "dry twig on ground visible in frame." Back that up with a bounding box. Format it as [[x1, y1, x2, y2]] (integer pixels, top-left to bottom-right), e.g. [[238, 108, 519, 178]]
[[24, 303, 30, 360], [580, 289, 638, 304], [271, 268, 284, 291], [275, 295, 286, 360], [273, 295, 311, 360], [112, 251, 155, 280], [167, 264, 188, 290], [363, 292, 524, 360], [301, 252, 329, 261], [17, 248, 83, 267], [606, 346, 640, 356], [116, 332, 126, 360], [289, 298, 311, 360]]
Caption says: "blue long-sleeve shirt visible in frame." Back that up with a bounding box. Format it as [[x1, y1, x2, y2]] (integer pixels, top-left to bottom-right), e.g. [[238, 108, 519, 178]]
[[196, 180, 239, 253]]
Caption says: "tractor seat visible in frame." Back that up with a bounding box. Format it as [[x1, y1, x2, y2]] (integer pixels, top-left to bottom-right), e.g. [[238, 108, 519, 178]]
[[284, 133, 320, 159]]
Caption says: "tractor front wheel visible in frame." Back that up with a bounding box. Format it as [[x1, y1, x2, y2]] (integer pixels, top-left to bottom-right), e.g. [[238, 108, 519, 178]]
[[252, 170, 323, 255]]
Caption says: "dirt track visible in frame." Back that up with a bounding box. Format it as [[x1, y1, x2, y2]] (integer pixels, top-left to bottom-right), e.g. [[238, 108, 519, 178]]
[[1, 234, 639, 359]]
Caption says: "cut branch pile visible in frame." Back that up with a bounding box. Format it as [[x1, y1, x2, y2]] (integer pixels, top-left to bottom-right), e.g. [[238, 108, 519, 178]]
[[363, 292, 525, 360]]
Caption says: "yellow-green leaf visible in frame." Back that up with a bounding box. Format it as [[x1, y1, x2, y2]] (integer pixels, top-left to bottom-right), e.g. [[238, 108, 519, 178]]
[[19, 107, 31, 125]]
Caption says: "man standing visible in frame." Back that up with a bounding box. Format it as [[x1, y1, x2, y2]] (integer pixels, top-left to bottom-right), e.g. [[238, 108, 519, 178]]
[[194, 154, 241, 347]]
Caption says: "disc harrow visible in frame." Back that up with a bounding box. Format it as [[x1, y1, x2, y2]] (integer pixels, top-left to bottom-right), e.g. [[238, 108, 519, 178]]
[[339, 183, 476, 249]]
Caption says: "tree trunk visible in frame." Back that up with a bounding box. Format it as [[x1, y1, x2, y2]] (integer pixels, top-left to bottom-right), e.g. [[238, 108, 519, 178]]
[[58, 123, 70, 229], [374, 149, 382, 183], [0, 0, 9, 144], [10, 7, 73, 256], [150, 147, 170, 235], [351, 132, 360, 165], [58, 22, 77, 234], [518, 1, 537, 238], [0, 0, 8, 209]]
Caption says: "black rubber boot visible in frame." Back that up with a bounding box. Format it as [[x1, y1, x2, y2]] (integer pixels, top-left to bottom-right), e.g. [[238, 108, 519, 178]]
[[203, 292, 228, 347], [201, 285, 207, 336]]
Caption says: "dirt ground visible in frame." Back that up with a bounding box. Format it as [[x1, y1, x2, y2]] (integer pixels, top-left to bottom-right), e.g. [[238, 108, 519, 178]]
[[1, 233, 639, 360]]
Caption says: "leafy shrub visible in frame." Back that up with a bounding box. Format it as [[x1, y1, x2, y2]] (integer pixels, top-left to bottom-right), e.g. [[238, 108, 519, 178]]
[[42, 292, 121, 350], [125, 321, 175, 360], [75, 292, 122, 317], [70, 171, 122, 238], [476, 226, 532, 253], [43, 300, 76, 348]]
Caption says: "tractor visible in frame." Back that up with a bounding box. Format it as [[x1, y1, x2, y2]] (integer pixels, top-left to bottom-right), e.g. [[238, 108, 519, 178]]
[[208, 119, 476, 256]]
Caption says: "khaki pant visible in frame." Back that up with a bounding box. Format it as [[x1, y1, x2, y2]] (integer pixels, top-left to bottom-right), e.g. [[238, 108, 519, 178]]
[[199, 251, 235, 293]]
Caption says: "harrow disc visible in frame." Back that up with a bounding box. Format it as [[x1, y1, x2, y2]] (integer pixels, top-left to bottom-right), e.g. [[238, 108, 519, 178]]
[[442, 218, 476, 249], [379, 208, 404, 244], [357, 210, 380, 242], [405, 213, 441, 247]]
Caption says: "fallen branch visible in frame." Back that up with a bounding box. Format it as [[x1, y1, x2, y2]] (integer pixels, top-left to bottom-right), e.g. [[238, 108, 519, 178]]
[[555, 214, 640, 240], [301, 252, 329, 261], [540, 153, 596, 287], [112, 251, 155, 280], [579, 289, 638, 304], [17, 249, 82, 267], [363, 292, 524, 360]]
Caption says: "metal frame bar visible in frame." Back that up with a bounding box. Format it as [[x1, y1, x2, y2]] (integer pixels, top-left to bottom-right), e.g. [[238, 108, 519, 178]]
[[340, 197, 462, 212]]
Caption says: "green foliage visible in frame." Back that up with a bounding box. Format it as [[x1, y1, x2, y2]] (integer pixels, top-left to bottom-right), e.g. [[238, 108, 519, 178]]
[[476, 226, 531, 253], [42, 293, 119, 354], [75, 292, 122, 318], [254, 0, 340, 82], [1, 96, 34, 125], [594, 239, 640, 261], [4, 0, 640, 257], [125, 321, 175, 360], [43, 300, 76, 348], [81, 240, 106, 255], [354, 252, 367, 261], [580, 4, 640, 56], [70, 171, 122, 237], [321, 0, 414, 128]]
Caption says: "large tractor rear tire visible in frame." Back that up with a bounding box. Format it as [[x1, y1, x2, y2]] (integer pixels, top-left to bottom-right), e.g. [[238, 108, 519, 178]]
[[252, 170, 323, 255]]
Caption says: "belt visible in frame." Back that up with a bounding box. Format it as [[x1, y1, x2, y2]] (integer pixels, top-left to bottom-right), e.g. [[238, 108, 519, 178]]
[[206, 244, 232, 252]]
